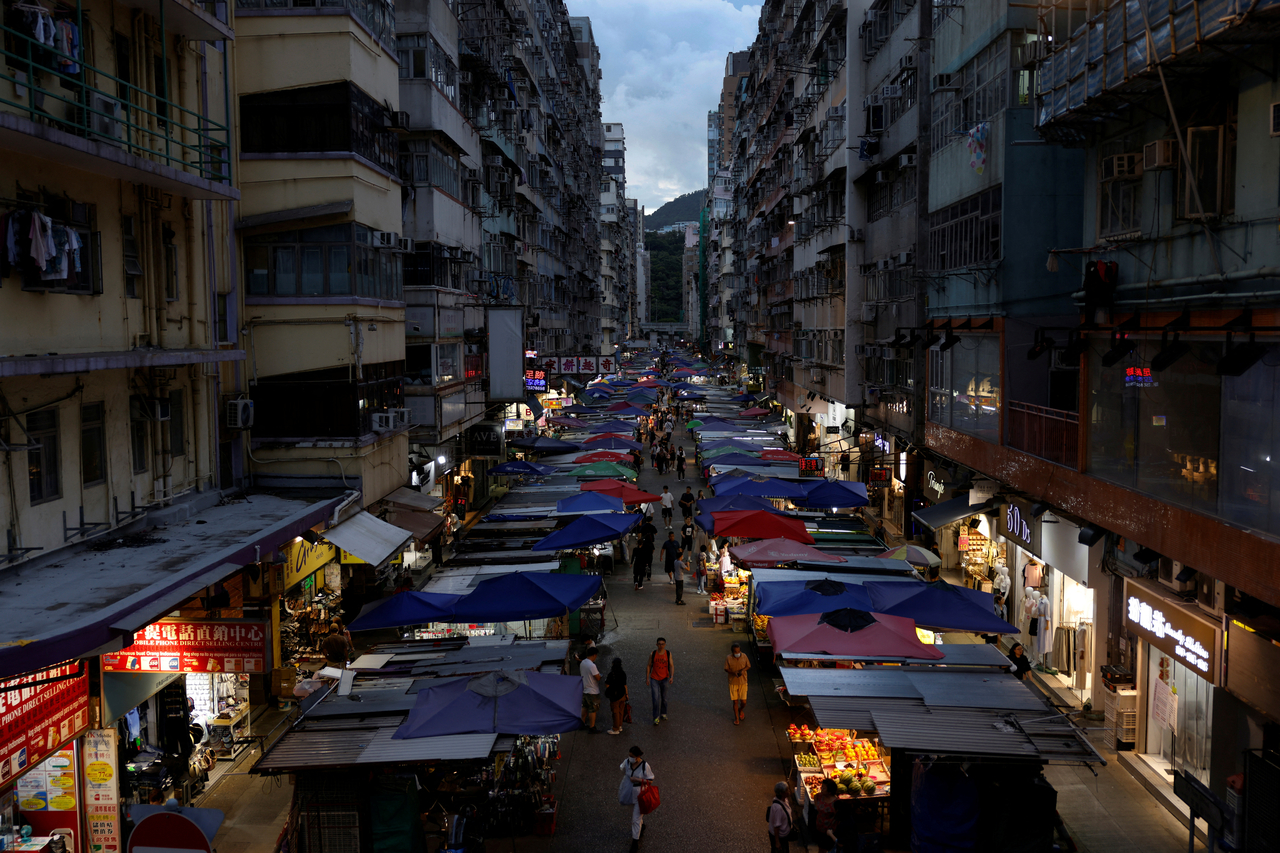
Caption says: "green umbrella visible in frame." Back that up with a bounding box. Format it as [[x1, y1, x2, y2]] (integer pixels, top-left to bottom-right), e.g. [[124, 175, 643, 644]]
[[570, 462, 638, 480], [702, 446, 762, 460], [686, 419, 704, 428]]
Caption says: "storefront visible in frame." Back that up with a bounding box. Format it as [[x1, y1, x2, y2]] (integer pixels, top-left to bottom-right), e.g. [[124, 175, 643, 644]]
[[910, 485, 996, 586], [276, 536, 343, 672]]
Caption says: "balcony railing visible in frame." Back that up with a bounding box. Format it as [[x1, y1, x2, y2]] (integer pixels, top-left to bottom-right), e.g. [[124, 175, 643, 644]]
[[1, 26, 231, 184], [1007, 401, 1078, 470]]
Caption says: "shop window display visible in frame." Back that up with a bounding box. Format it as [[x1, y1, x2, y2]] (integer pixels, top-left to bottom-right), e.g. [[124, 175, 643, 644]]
[[1143, 647, 1213, 787], [928, 335, 1001, 443]]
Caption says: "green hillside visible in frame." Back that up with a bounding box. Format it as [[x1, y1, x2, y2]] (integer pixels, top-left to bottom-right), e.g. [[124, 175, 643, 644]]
[[646, 231, 685, 322], [645, 191, 704, 231]]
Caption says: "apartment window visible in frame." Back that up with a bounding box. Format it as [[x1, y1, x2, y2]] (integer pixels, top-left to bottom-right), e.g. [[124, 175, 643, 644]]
[[123, 215, 142, 297], [246, 224, 401, 300], [164, 243, 179, 301], [26, 409, 60, 504], [930, 37, 1010, 152], [240, 82, 398, 175], [927, 186, 1001, 271], [80, 403, 106, 486], [929, 335, 1001, 443], [169, 390, 186, 456], [129, 396, 149, 474], [401, 140, 460, 198], [396, 35, 457, 103], [1179, 124, 1237, 220]]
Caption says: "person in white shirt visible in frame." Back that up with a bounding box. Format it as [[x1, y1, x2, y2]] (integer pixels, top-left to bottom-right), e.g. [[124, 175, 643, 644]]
[[580, 647, 602, 733], [619, 745, 655, 852], [659, 486, 675, 528]]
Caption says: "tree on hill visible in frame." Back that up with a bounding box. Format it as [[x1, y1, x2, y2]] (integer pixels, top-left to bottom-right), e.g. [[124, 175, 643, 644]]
[[646, 231, 685, 322], [645, 191, 703, 231]]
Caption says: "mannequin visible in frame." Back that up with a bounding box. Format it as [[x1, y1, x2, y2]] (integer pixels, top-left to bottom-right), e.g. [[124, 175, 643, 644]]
[[1035, 592, 1053, 659], [1025, 589, 1041, 647]]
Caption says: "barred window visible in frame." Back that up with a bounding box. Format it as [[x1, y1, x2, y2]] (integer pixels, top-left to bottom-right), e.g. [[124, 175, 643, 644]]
[[397, 34, 458, 104], [930, 36, 1010, 152], [926, 186, 1001, 271]]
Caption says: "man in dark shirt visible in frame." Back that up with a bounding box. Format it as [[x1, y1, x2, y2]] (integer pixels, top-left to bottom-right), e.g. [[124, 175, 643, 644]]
[[633, 538, 654, 590], [660, 532, 681, 585], [678, 487, 696, 521]]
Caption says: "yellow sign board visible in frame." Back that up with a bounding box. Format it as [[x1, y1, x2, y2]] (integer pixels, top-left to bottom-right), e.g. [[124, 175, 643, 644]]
[[281, 538, 335, 589], [338, 548, 403, 566]]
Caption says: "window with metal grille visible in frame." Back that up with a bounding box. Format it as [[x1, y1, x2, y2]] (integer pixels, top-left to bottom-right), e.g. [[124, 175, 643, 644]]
[[27, 409, 61, 504], [926, 185, 1001, 271], [930, 36, 1012, 152]]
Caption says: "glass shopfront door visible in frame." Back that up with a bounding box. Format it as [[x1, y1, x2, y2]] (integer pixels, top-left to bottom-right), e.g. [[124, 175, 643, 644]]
[[1144, 644, 1213, 786]]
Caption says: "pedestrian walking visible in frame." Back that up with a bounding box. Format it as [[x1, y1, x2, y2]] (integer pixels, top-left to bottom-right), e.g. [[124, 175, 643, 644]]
[[695, 489, 706, 516], [650, 443, 658, 470], [632, 539, 653, 590], [678, 486, 695, 521], [605, 658, 629, 735], [660, 531, 680, 584], [659, 486, 674, 528], [656, 445, 668, 475], [618, 746, 655, 852], [768, 781, 796, 852], [675, 447, 686, 480], [724, 641, 751, 724], [645, 638, 673, 724], [695, 547, 709, 594], [679, 519, 695, 556], [580, 647, 602, 733], [672, 551, 687, 605]]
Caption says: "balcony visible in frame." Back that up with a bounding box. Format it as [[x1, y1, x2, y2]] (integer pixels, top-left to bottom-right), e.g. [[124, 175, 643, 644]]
[[1, 25, 233, 199], [1007, 402, 1078, 470]]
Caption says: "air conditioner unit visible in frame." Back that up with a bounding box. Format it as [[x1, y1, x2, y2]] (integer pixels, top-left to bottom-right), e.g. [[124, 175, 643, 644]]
[[896, 251, 914, 266], [868, 104, 887, 133], [875, 258, 893, 272], [854, 344, 867, 356], [1159, 559, 1197, 594], [484, 155, 504, 166], [389, 110, 410, 130], [226, 399, 254, 430], [466, 168, 479, 180], [899, 53, 917, 70], [850, 228, 865, 241], [397, 237, 415, 253], [372, 413, 395, 432], [874, 170, 891, 184], [460, 71, 472, 84], [865, 10, 881, 21], [79, 94, 123, 146], [1143, 139, 1176, 170], [517, 134, 528, 145], [811, 368, 826, 384], [932, 73, 959, 92], [150, 398, 172, 422], [373, 231, 397, 248], [1196, 576, 1225, 617], [861, 95, 879, 110], [881, 85, 901, 99], [1101, 153, 1143, 181], [389, 407, 412, 427], [899, 153, 917, 169]]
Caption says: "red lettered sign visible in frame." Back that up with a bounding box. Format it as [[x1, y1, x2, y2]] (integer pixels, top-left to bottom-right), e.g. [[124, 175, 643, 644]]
[[101, 620, 268, 674], [0, 663, 90, 784]]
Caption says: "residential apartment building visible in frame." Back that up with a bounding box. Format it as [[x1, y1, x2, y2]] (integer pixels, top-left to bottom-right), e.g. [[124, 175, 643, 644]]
[[599, 121, 635, 355]]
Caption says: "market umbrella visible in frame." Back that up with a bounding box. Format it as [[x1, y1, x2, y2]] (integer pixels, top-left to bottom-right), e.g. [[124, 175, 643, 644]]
[[547, 416, 588, 428], [760, 449, 804, 462], [716, 477, 808, 499], [700, 439, 764, 452], [580, 480, 662, 504], [573, 450, 632, 464], [569, 462, 637, 480], [555, 492, 628, 514], [686, 419, 705, 429], [393, 670, 584, 738], [487, 460, 557, 476], [730, 393, 757, 403], [740, 406, 771, 417], [864, 580, 1018, 634], [590, 420, 638, 434], [728, 538, 847, 568], [766, 610, 945, 659], [701, 446, 762, 460], [608, 405, 651, 417], [348, 591, 463, 631], [508, 435, 580, 452], [704, 452, 771, 469], [627, 393, 659, 404], [708, 470, 757, 488], [582, 435, 643, 451], [672, 382, 699, 390], [561, 403, 597, 414], [531, 514, 641, 551], [876, 544, 941, 568], [696, 493, 784, 514], [799, 480, 871, 509], [712, 510, 814, 543], [678, 391, 705, 399], [754, 578, 875, 617], [693, 421, 746, 432], [637, 378, 671, 388]]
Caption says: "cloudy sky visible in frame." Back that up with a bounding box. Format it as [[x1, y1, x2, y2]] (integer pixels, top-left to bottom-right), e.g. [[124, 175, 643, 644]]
[[568, 0, 762, 213]]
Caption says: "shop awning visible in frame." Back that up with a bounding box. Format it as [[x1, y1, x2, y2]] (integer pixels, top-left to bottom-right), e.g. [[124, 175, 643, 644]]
[[911, 495, 987, 530], [384, 509, 446, 543], [383, 487, 445, 513], [322, 511, 413, 567], [257, 719, 497, 772]]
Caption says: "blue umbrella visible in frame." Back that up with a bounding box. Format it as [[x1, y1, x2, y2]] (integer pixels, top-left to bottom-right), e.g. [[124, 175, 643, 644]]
[[705, 452, 773, 469], [717, 477, 807, 499], [585, 435, 643, 451], [449, 572, 604, 621], [348, 591, 463, 631], [583, 388, 610, 398], [798, 479, 870, 509], [754, 579, 874, 617], [731, 393, 757, 402], [697, 493, 783, 514], [865, 580, 1018, 633], [508, 435, 580, 452], [694, 421, 746, 432], [610, 405, 651, 417], [561, 403, 597, 414], [532, 513, 641, 551], [556, 492, 627, 514], [393, 670, 584, 738], [488, 460, 557, 476], [590, 419, 639, 434], [709, 470, 757, 487], [700, 439, 763, 452]]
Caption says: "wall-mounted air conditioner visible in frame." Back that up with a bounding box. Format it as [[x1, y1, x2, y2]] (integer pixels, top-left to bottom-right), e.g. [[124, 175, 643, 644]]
[[226, 399, 254, 430], [372, 413, 395, 432], [373, 231, 397, 248], [899, 153, 917, 169]]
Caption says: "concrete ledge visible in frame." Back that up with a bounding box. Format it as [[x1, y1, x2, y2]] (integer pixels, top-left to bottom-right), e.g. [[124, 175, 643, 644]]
[[1116, 750, 1210, 847]]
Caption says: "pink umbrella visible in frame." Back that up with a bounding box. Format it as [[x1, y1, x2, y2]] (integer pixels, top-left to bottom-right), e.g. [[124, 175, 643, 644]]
[[713, 510, 814, 543], [740, 406, 770, 417], [584, 432, 633, 443], [728, 538, 847, 568], [760, 449, 803, 462], [766, 610, 945, 659], [548, 416, 587, 428]]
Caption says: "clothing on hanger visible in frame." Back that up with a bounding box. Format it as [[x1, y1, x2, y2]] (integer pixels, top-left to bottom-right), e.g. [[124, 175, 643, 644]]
[[1035, 595, 1053, 656], [1074, 623, 1091, 690]]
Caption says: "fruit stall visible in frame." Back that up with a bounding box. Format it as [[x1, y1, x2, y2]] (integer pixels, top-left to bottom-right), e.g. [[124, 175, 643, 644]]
[[787, 725, 891, 808], [709, 566, 751, 628]]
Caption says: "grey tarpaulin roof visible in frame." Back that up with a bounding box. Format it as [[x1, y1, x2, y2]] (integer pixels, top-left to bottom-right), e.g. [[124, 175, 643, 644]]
[[383, 487, 445, 512], [779, 642, 1013, 667], [322, 510, 412, 566], [256, 717, 496, 772], [912, 496, 991, 530], [782, 669, 1049, 709]]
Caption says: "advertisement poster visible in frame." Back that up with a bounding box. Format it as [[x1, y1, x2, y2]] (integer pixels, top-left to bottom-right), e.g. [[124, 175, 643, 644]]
[[16, 746, 76, 812], [1151, 682, 1178, 732], [0, 663, 90, 784], [101, 620, 268, 674], [82, 729, 121, 852]]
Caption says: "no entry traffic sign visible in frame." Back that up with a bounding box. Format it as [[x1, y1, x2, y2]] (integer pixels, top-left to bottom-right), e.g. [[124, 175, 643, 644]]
[[128, 811, 212, 853]]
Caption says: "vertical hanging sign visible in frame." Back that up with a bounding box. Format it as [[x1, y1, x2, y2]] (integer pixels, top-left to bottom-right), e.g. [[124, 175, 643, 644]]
[[83, 728, 121, 852]]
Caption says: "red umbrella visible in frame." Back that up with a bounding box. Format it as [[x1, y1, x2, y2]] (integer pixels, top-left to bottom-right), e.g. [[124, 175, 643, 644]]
[[581, 480, 662, 504], [759, 449, 803, 462], [713, 510, 814, 543], [574, 450, 631, 464], [766, 610, 944, 659], [548, 416, 587, 428], [606, 401, 639, 412], [584, 432, 632, 443], [740, 406, 770, 417], [728, 538, 847, 568]]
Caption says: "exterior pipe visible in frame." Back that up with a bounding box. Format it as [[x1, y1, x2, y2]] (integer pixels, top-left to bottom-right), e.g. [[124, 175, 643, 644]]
[[1070, 266, 1280, 300]]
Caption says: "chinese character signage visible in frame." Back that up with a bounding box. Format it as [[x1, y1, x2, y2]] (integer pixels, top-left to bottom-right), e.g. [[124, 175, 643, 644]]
[[1123, 579, 1219, 682], [579, 356, 599, 375], [1124, 367, 1158, 387], [599, 356, 616, 373], [83, 728, 121, 852], [0, 663, 90, 786], [532, 356, 608, 375], [101, 620, 268, 674], [799, 457, 824, 475], [524, 369, 547, 391]]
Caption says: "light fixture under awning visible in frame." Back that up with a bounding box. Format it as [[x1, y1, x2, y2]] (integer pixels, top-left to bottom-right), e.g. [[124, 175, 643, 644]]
[[322, 511, 412, 567]]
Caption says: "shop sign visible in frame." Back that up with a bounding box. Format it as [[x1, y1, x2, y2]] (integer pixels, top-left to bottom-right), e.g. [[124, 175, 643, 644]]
[[922, 462, 956, 502], [101, 620, 268, 674], [824, 425, 840, 435], [799, 456, 823, 475], [1124, 366, 1158, 388], [970, 480, 998, 506], [1123, 579, 1219, 681], [998, 498, 1041, 555], [339, 549, 403, 566], [438, 308, 464, 337], [543, 397, 565, 410], [466, 422, 504, 457], [0, 663, 90, 785], [873, 433, 892, 454], [16, 745, 76, 811], [598, 355, 616, 373], [524, 369, 548, 391], [524, 350, 538, 359], [83, 728, 121, 852], [280, 537, 336, 590], [868, 467, 891, 484]]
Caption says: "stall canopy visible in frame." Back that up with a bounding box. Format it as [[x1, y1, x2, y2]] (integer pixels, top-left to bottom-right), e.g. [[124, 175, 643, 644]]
[[555, 492, 627, 514], [740, 406, 770, 417], [799, 480, 870, 509], [754, 578, 875, 616], [488, 460, 557, 476], [384, 510, 446, 543], [560, 403, 597, 414], [767, 610, 945, 659], [322, 511, 412, 567], [876, 544, 941, 568], [531, 512, 641, 551], [729, 538, 846, 567], [384, 487, 445, 513], [583, 435, 643, 450], [568, 462, 636, 480], [703, 452, 769, 469], [912, 495, 987, 530], [716, 477, 807, 499], [713, 510, 814, 543], [573, 451, 633, 464], [760, 449, 803, 462], [509, 435, 580, 452], [730, 393, 757, 402], [865, 580, 1018, 633], [394, 670, 583, 738], [696, 494, 783, 515], [449, 572, 603, 622], [348, 591, 464, 632], [580, 480, 662, 503], [589, 420, 639, 434]]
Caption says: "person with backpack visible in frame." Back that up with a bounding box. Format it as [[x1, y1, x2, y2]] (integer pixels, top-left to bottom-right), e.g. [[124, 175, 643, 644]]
[[768, 780, 799, 851], [645, 637, 674, 724], [618, 745, 656, 852]]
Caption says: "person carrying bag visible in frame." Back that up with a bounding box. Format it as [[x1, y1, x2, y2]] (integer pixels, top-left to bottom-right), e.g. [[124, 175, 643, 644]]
[[618, 746, 656, 852]]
